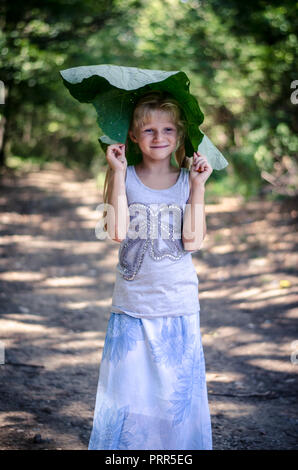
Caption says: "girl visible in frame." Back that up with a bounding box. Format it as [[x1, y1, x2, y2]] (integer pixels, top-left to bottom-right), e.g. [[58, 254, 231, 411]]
[[88, 91, 213, 450]]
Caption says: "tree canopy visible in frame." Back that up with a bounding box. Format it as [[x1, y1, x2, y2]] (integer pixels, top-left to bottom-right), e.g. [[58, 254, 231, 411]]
[[1, 0, 297, 198]]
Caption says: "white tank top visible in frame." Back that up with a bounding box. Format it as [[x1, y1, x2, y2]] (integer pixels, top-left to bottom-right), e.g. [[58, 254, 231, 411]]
[[111, 165, 200, 318]]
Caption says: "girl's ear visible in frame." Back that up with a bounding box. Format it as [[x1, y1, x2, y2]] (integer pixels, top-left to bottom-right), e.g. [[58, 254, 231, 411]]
[[129, 129, 138, 143]]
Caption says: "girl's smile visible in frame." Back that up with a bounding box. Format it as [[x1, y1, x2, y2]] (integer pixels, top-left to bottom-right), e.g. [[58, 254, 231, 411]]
[[150, 145, 169, 148]]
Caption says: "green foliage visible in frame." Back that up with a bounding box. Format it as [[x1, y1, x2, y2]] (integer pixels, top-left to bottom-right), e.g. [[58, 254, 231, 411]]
[[1, 0, 297, 198], [0, 0, 124, 166]]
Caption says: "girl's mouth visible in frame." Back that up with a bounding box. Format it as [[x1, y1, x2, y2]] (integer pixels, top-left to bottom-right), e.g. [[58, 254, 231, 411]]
[[150, 145, 169, 148]]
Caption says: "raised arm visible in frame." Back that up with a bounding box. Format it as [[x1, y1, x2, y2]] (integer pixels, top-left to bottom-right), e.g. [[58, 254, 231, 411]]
[[182, 177, 206, 251], [106, 144, 130, 243], [182, 152, 212, 251]]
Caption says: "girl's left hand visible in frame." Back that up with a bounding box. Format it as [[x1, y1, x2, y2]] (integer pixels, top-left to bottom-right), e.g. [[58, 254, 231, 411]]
[[190, 151, 213, 187]]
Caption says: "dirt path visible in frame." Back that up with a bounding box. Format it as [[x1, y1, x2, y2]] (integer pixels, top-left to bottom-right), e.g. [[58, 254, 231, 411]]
[[0, 162, 297, 450]]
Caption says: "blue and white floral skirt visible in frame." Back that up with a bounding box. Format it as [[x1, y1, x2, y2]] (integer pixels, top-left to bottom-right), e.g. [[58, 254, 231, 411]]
[[88, 311, 212, 450]]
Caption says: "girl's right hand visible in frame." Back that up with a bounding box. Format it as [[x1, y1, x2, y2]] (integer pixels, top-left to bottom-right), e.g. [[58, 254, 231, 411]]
[[106, 144, 127, 173]]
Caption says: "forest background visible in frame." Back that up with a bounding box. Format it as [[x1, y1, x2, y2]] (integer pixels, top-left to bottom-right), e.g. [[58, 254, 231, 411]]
[[1, 0, 297, 200]]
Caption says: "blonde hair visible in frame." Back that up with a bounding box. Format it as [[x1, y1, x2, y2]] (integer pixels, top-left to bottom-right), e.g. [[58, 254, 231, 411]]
[[102, 91, 189, 232]]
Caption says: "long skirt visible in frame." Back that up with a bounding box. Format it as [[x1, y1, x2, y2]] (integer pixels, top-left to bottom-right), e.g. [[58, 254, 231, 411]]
[[88, 311, 212, 450]]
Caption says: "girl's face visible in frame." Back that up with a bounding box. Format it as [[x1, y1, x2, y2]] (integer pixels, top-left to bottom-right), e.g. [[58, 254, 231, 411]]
[[129, 110, 178, 162]]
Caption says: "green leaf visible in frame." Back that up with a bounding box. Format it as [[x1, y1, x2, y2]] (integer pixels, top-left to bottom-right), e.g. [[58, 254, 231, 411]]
[[198, 134, 229, 171], [60, 64, 228, 169]]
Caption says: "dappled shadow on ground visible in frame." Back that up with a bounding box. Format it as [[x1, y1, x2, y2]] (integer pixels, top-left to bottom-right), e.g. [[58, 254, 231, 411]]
[[0, 163, 297, 449]]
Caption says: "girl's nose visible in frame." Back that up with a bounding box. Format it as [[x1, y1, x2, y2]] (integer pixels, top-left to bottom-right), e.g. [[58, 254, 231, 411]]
[[152, 131, 162, 141]]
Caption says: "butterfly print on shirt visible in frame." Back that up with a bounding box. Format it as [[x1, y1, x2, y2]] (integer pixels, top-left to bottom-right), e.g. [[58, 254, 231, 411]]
[[118, 202, 188, 281]]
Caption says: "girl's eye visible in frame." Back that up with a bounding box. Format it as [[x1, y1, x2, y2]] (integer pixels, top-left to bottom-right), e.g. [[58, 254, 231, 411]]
[[142, 127, 175, 133]]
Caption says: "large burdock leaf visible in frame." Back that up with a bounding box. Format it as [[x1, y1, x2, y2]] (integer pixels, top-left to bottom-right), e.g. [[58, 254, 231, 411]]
[[60, 64, 228, 170]]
